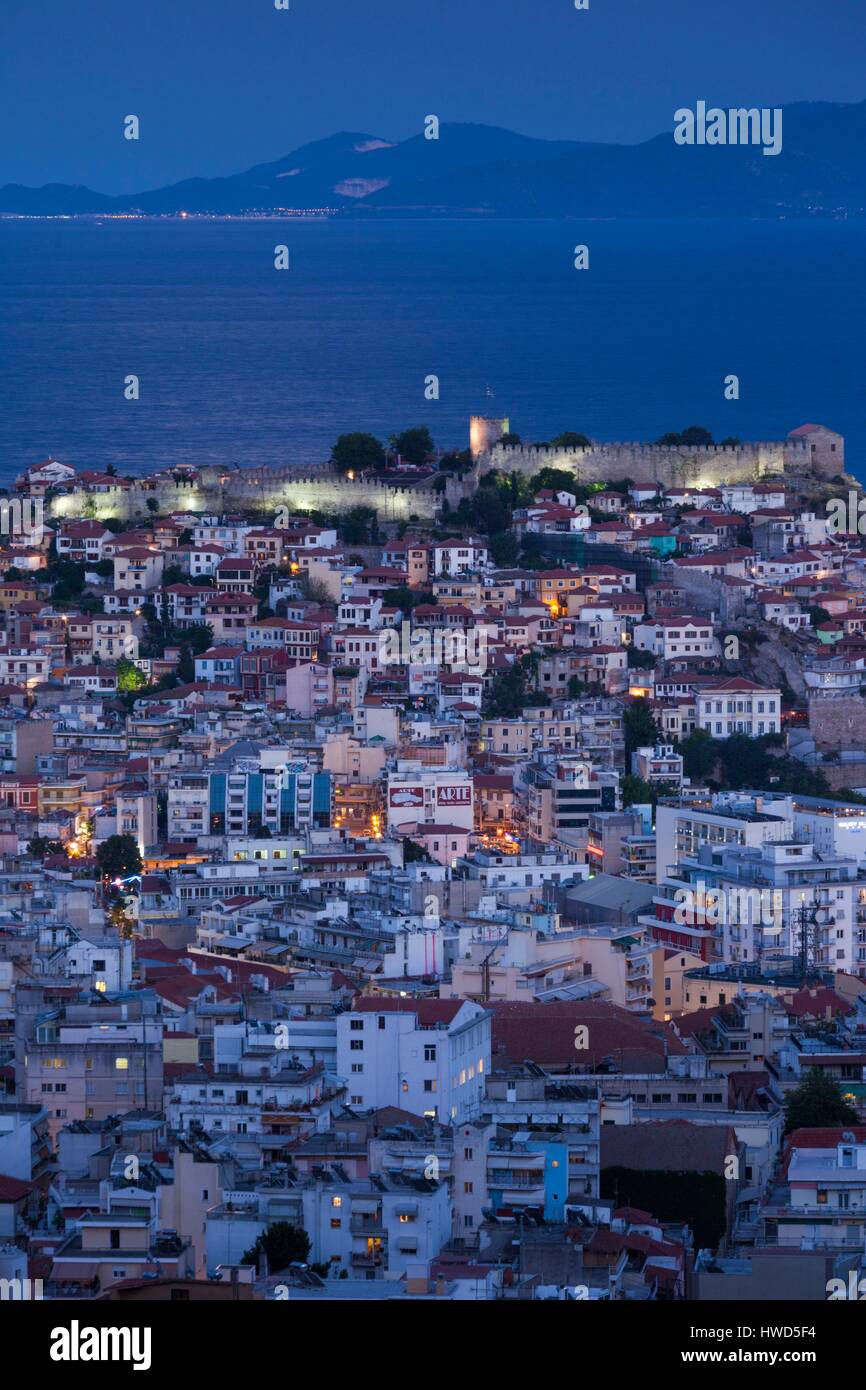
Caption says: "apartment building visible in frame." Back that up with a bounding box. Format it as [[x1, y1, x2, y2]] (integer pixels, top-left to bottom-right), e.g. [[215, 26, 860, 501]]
[[336, 998, 491, 1124], [695, 678, 782, 738]]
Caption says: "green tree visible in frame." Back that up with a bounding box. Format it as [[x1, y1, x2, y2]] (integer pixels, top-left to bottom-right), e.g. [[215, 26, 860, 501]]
[[332, 433, 385, 475], [627, 646, 655, 669], [340, 506, 376, 545], [177, 645, 195, 683], [656, 426, 714, 447], [620, 774, 655, 808], [145, 498, 159, 515], [96, 834, 142, 883], [116, 658, 147, 693], [623, 699, 658, 759], [50, 560, 86, 601], [27, 836, 64, 859], [783, 1069, 860, 1136], [808, 606, 832, 627], [680, 729, 717, 782], [549, 432, 591, 448], [489, 532, 519, 566], [390, 427, 434, 465], [382, 586, 432, 616], [402, 838, 433, 864], [241, 1222, 311, 1273]]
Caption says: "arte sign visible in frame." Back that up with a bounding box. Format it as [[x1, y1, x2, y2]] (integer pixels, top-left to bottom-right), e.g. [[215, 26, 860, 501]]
[[437, 785, 471, 807]]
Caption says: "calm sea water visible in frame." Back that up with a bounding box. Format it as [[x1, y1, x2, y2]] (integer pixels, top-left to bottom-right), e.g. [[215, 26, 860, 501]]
[[0, 218, 863, 483]]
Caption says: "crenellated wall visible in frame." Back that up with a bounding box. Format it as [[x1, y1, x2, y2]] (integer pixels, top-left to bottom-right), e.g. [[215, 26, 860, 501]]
[[480, 425, 844, 488], [48, 464, 466, 525]]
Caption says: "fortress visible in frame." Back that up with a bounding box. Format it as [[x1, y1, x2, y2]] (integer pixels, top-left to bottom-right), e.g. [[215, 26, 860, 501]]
[[46, 420, 846, 526], [473, 418, 846, 491]]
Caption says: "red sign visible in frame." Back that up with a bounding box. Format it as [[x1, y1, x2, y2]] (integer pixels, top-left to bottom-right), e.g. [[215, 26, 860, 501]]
[[437, 785, 471, 806], [389, 786, 424, 809]]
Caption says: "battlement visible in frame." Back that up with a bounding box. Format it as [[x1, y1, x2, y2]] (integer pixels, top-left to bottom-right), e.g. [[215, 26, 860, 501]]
[[479, 423, 843, 489]]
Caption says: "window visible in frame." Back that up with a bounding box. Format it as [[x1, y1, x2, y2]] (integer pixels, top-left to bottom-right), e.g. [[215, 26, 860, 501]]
[[464, 1147, 473, 1160], [378, 1016, 386, 1030], [424, 1045, 436, 1062], [115, 1057, 129, 1071], [110, 1229, 120, 1250], [350, 1040, 364, 1052], [350, 1019, 364, 1032], [464, 1181, 473, 1194]]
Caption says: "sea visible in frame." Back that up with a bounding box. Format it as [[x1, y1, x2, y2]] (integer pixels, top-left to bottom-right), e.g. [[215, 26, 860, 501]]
[[0, 216, 863, 483]]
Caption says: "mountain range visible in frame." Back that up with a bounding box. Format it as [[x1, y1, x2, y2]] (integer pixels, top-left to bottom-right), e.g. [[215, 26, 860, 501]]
[[4, 102, 866, 217]]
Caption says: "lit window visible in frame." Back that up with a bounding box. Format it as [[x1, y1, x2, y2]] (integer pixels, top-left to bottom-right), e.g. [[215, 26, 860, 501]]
[[115, 1057, 129, 1071], [332, 1196, 342, 1208]]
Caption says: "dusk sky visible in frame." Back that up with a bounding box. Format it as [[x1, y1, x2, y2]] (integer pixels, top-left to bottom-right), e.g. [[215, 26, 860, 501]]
[[3, 0, 866, 193]]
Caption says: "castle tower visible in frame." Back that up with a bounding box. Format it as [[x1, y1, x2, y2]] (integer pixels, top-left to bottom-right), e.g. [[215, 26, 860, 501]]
[[785, 423, 844, 480], [470, 415, 510, 459]]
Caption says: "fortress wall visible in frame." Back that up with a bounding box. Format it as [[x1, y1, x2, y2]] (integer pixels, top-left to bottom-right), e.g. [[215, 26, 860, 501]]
[[481, 440, 796, 488], [49, 468, 450, 525]]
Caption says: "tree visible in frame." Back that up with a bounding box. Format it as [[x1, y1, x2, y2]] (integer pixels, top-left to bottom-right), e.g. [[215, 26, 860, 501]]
[[549, 432, 591, 448], [332, 433, 385, 475], [402, 838, 433, 864], [27, 836, 63, 859], [116, 658, 147, 694], [177, 645, 195, 683], [145, 498, 159, 515], [390, 427, 434, 465], [177, 623, 213, 655], [623, 699, 658, 759], [498, 431, 522, 447], [241, 1222, 311, 1273], [96, 834, 142, 884], [680, 729, 717, 782], [340, 505, 377, 545], [484, 662, 528, 718], [50, 560, 86, 601], [382, 586, 431, 616], [620, 774, 653, 808], [808, 606, 832, 627], [656, 426, 714, 447], [489, 533, 519, 566], [627, 645, 655, 669], [783, 1069, 860, 1136]]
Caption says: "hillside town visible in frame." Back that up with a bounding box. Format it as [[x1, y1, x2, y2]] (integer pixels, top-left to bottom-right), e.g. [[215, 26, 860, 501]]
[[4, 420, 866, 1304]]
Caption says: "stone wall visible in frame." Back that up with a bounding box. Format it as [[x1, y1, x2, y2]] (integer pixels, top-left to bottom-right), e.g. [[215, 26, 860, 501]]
[[48, 464, 468, 526], [807, 696, 866, 752], [480, 427, 844, 488]]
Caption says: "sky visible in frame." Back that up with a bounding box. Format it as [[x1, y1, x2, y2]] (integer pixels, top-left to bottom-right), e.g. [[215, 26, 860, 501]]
[[3, 0, 866, 193]]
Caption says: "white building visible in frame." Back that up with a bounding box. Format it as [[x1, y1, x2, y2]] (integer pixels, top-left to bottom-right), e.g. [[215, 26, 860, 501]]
[[336, 998, 490, 1123], [695, 678, 781, 737], [632, 615, 716, 662], [386, 766, 474, 833]]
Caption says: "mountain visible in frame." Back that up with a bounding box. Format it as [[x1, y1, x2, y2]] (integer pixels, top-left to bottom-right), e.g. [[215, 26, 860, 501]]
[[3, 105, 866, 218]]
